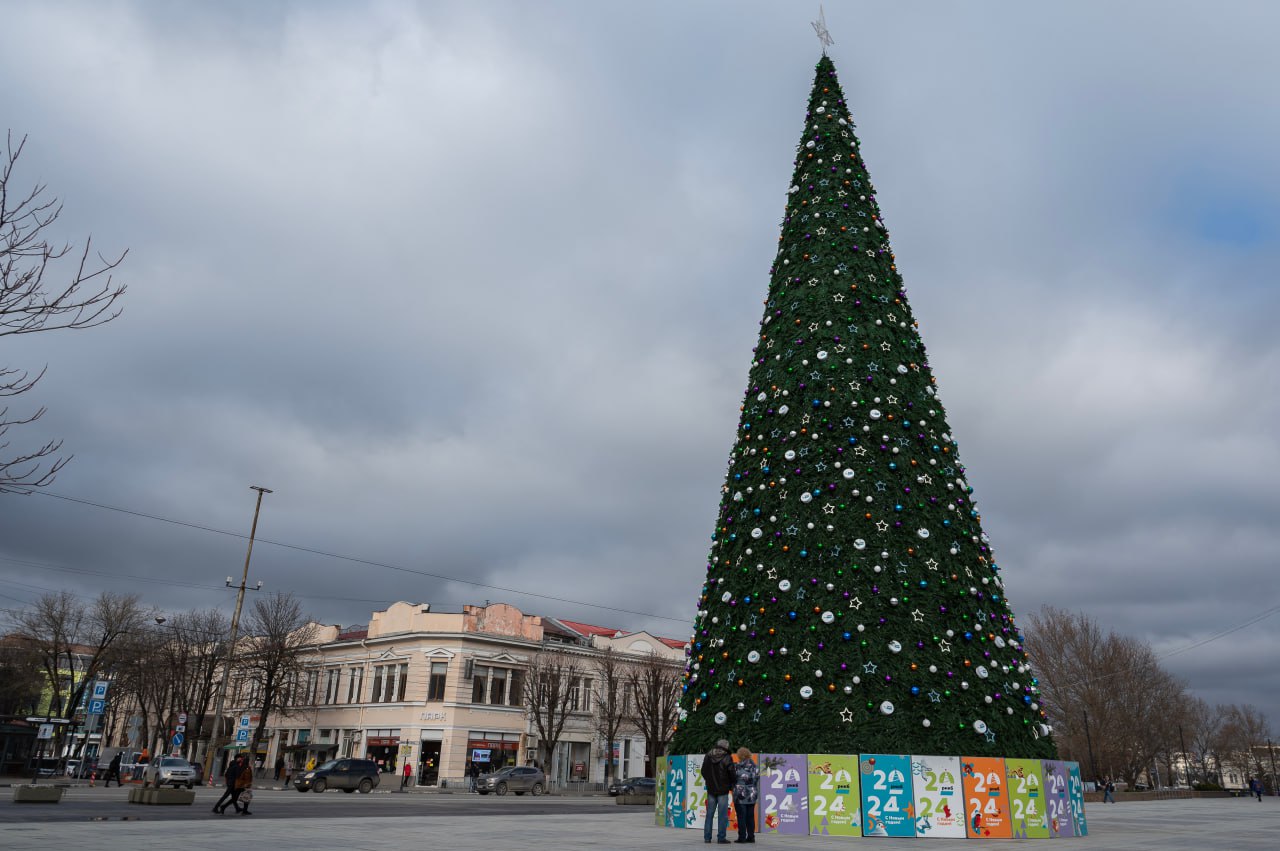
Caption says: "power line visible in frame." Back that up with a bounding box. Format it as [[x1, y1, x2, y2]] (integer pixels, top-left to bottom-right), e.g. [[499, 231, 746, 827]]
[[15, 488, 690, 625]]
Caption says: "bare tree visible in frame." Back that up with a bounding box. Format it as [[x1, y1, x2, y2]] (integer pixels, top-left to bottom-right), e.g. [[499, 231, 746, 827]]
[[626, 651, 682, 778], [521, 651, 584, 779], [238, 593, 318, 762], [1218, 703, 1272, 787], [1025, 605, 1190, 788], [9, 590, 150, 765], [1184, 697, 1223, 785], [1, 131, 127, 492], [590, 648, 630, 783], [0, 634, 43, 715]]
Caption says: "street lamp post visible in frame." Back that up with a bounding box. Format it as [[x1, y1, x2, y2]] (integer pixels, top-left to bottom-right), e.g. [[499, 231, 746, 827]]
[[201, 485, 271, 784]]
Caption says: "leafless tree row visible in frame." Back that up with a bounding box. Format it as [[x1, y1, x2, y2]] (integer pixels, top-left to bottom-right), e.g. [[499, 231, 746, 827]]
[[523, 647, 682, 780], [1026, 605, 1273, 789]]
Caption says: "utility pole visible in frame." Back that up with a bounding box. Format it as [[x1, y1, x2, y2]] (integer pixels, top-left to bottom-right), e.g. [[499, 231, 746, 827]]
[[201, 485, 271, 784], [1083, 708, 1100, 785]]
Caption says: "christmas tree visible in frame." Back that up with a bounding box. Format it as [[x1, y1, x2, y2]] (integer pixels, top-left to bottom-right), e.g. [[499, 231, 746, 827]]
[[669, 55, 1055, 760]]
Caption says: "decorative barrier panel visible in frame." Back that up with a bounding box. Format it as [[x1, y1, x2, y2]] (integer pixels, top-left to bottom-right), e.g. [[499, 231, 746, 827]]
[[661, 755, 1086, 841]]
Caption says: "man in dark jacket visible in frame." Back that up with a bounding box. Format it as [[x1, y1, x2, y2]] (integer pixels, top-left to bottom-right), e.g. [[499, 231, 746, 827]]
[[212, 754, 243, 814], [700, 739, 735, 844], [103, 752, 123, 787]]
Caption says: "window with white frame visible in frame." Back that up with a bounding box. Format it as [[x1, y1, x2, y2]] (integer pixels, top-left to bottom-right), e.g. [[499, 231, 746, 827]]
[[347, 666, 363, 703], [372, 662, 408, 703]]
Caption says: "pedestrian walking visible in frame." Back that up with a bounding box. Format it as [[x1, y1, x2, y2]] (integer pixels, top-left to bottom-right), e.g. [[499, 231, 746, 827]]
[[213, 754, 243, 814], [700, 738, 735, 844], [1249, 777, 1264, 801], [104, 752, 123, 788], [274, 755, 284, 781], [732, 747, 759, 844], [401, 760, 413, 789], [236, 757, 255, 815], [1103, 779, 1116, 803], [467, 760, 480, 792]]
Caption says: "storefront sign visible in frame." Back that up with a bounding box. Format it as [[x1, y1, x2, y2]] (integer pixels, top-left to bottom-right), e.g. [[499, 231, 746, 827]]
[[418, 712, 447, 722]]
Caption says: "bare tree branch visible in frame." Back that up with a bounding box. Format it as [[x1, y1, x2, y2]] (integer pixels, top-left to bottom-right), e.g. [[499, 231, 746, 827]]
[[1, 130, 127, 492]]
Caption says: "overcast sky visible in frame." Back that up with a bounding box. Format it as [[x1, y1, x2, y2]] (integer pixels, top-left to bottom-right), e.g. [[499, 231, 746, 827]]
[[1, 1, 1276, 722]]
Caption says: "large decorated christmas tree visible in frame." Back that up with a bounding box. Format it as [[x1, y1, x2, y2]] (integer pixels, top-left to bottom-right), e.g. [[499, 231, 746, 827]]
[[669, 55, 1055, 760]]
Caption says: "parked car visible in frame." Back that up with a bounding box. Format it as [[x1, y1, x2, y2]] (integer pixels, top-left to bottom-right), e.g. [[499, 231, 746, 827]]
[[476, 765, 546, 796], [293, 758, 381, 793], [608, 776, 656, 796], [153, 757, 197, 788]]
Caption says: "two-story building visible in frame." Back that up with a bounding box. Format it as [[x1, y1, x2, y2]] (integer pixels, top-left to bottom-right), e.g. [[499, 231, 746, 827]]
[[228, 601, 684, 788]]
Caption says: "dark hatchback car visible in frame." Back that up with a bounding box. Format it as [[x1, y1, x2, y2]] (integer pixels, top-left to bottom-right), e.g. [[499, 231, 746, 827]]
[[293, 758, 381, 793], [608, 776, 656, 796]]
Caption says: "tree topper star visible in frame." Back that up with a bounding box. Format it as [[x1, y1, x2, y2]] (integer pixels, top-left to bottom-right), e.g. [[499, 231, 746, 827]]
[[811, 5, 835, 54]]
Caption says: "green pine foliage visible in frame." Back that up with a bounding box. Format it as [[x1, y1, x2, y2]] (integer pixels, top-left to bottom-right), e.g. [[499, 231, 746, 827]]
[[668, 56, 1055, 760]]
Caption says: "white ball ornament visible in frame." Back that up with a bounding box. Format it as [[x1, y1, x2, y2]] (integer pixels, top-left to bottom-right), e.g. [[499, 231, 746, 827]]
[[880, 701, 895, 715], [800, 686, 814, 699], [747, 651, 761, 663], [888, 640, 902, 653], [821, 611, 835, 624], [779, 579, 792, 591], [973, 720, 988, 734], [715, 712, 727, 725], [922, 719, 931, 728]]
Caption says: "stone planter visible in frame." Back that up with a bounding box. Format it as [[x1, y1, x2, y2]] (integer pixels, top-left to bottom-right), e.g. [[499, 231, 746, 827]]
[[128, 786, 196, 805], [12, 785, 65, 803], [616, 793, 656, 806]]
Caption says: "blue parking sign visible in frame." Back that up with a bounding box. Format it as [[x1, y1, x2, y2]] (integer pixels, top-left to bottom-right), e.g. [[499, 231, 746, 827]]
[[235, 729, 249, 742], [87, 699, 106, 715]]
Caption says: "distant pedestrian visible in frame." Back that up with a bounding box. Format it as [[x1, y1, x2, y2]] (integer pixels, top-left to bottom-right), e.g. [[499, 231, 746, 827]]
[[732, 747, 759, 845], [700, 738, 735, 845], [467, 760, 480, 792], [1103, 779, 1115, 803], [104, 752, 123, 788], [401, 760, 413, 789], [274, 755, 284, 781], [1249, 777, 1264, 801], [213, 754, 243, 814]]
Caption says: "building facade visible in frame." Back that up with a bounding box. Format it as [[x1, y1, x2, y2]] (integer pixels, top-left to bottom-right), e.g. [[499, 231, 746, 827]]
[[228, 601, 684, 788]]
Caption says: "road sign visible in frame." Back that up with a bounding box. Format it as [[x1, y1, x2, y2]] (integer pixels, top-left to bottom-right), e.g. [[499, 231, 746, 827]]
[[175, 724, 186, 733], [171, 732, 184, 747], [238, 714, 251, 727], [92, 681, 110, 701], [37, 724, 54, 740], [235, 729, 249, 743], [178, 712, 188, 724], [88, 699, 106, 715]]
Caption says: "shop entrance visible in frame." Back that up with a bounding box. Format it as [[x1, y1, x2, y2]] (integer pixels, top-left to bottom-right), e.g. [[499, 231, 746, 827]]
[[365, 736, 400, 775], [419, 740, 441, 786]]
